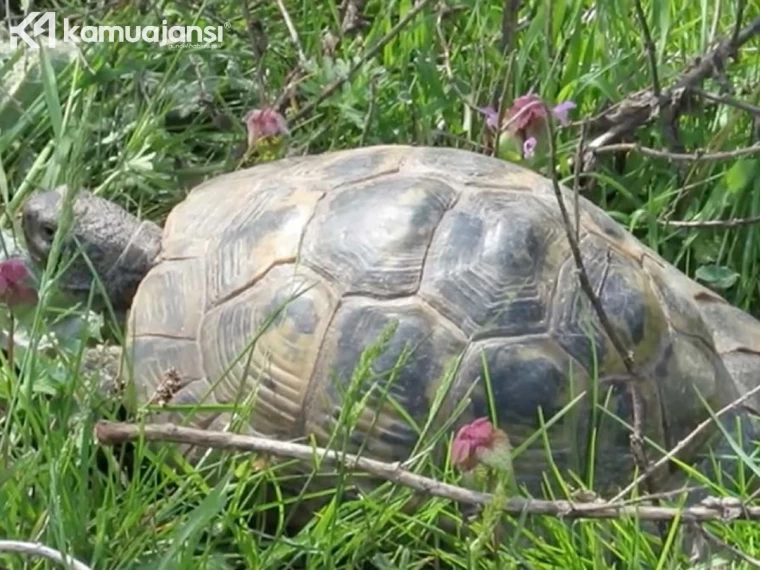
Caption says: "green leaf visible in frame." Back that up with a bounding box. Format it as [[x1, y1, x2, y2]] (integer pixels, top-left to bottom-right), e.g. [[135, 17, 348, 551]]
[[724, 159, 756, 193], [38, 45, 64, 141], [155, 474, 231, 570], [694, 264, 740, 290]]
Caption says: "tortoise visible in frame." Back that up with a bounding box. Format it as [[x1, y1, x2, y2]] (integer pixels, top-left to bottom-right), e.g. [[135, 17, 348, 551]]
[[18, 144, 760, 498]]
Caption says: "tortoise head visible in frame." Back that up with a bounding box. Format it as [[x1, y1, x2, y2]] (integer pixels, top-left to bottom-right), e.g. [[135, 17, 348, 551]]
[[21, 188, 163, 313]]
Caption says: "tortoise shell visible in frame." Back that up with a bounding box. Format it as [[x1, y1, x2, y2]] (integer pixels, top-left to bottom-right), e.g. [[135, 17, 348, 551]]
[[123, 145, 741, 492]]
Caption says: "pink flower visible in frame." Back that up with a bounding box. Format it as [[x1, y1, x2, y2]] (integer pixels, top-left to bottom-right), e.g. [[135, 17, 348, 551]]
[[243, 107, 289, 148], [479, 94, 576, 158], [0, 258, 37, 308], [452, 417, 512, 473]]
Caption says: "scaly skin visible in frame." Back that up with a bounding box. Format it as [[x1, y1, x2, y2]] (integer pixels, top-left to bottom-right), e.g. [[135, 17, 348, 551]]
[[22, 187, 162, 314]]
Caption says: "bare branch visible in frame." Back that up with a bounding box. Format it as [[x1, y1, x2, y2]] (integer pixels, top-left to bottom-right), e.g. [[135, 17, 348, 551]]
[[434, 8, 483, 117], [289, 0, 435, 125], [499, 0, 522, 55], [93, 420, 760, 522], [544, 116, 648, 424], [240, 0, 268, 98], [692, 522, 760, 569], [0, 540, 92, 570], [632, 0, 660, 96], [593, 142, 760, 162], [543, 107, 670, 527], [691, 88, 760, 116], [275, 0, 307, 66], [731, 0, 747, 52], [610, 382, 760, 503], [660, 215, 760, 229], [572, 122, 587, 233], [586, 14, 760, 150]]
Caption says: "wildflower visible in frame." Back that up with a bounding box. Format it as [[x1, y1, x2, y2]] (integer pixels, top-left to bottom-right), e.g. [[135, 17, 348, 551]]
[[451, 417, 513, 474], [480, 94, 576, 159], [0, 257, 37, 308], [243, 107, 289, 148]]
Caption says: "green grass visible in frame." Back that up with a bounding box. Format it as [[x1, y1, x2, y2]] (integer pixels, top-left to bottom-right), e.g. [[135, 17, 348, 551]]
[[1, 0, 760, 568]]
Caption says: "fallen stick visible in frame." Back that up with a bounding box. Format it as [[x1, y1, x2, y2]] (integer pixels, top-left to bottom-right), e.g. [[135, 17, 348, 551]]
[[94, 420, 760, 523], [0, 540, 92, 570], [585, 14, 760, 151]]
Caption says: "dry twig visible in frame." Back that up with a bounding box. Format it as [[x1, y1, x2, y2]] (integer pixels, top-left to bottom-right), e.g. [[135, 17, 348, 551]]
[[490, 0, 521, 156], [594, 142, 760, 162], [499, 0, 521, 55], [632, 0, 660, 97], [94, 420, 760, 522], [586, 14, 760, 151], [240, 0, 268, 97], [610, 382, 760, 503], [275, 0, 307, 65], [0, 540, 92, 570], [659, 215, 760, 229], [731, 0, 747, 59], [691, 522, 760, 569], [289, 0, 435, 125], [435, 9, 482, 115], [691, 88, 760, 116], [544, 111, 655, 497]]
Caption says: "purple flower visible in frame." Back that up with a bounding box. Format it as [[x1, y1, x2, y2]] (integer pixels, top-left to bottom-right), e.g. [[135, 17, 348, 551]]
[[479, 93, 576, 158], [243, 107, 289, 148], [523, 137, 538, 158], [0, 258, 37, 308], [478, 106, 501, 130]]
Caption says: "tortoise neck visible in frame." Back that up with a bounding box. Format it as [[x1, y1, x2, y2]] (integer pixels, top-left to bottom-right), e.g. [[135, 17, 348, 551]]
[[103, 219, 162, 313]]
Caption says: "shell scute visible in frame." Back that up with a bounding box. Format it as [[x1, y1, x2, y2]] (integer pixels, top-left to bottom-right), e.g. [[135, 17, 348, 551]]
[[300, 174, 459, 297], [419, 190, 571, 339], [199, 264, 338, 438], [205, 184, 324, 309], [551, 235, 668, 375], [304, 297, 467, 461]]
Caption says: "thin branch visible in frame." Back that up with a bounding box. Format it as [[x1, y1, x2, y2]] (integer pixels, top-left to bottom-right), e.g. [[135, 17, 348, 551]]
[[273, 66, 307, 110], [543, 109, 658, 506], [593, 142, 760, 161], [572, 122, 587, 236], [0, 540, 92, 570], [359, 77, 377, 146], [632, 0, 660, 96], [544, 119, 644, 415], [240, 0, 268, 99], [275, 0, 307, 66], [692, 522, 760, 569], [93, 420, 760, 522], [543, 0, 553, 60], [586, 13, 760, 150], [690, 88, 760, 116], [435, 9, 482, 115], [289, 0, 435, 125], [499, 0, 522, 55], [659, 215, 760, 229], [491, 0, 521, 156], [610, 382, 760, 503], [731, 0, 747, 50]]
